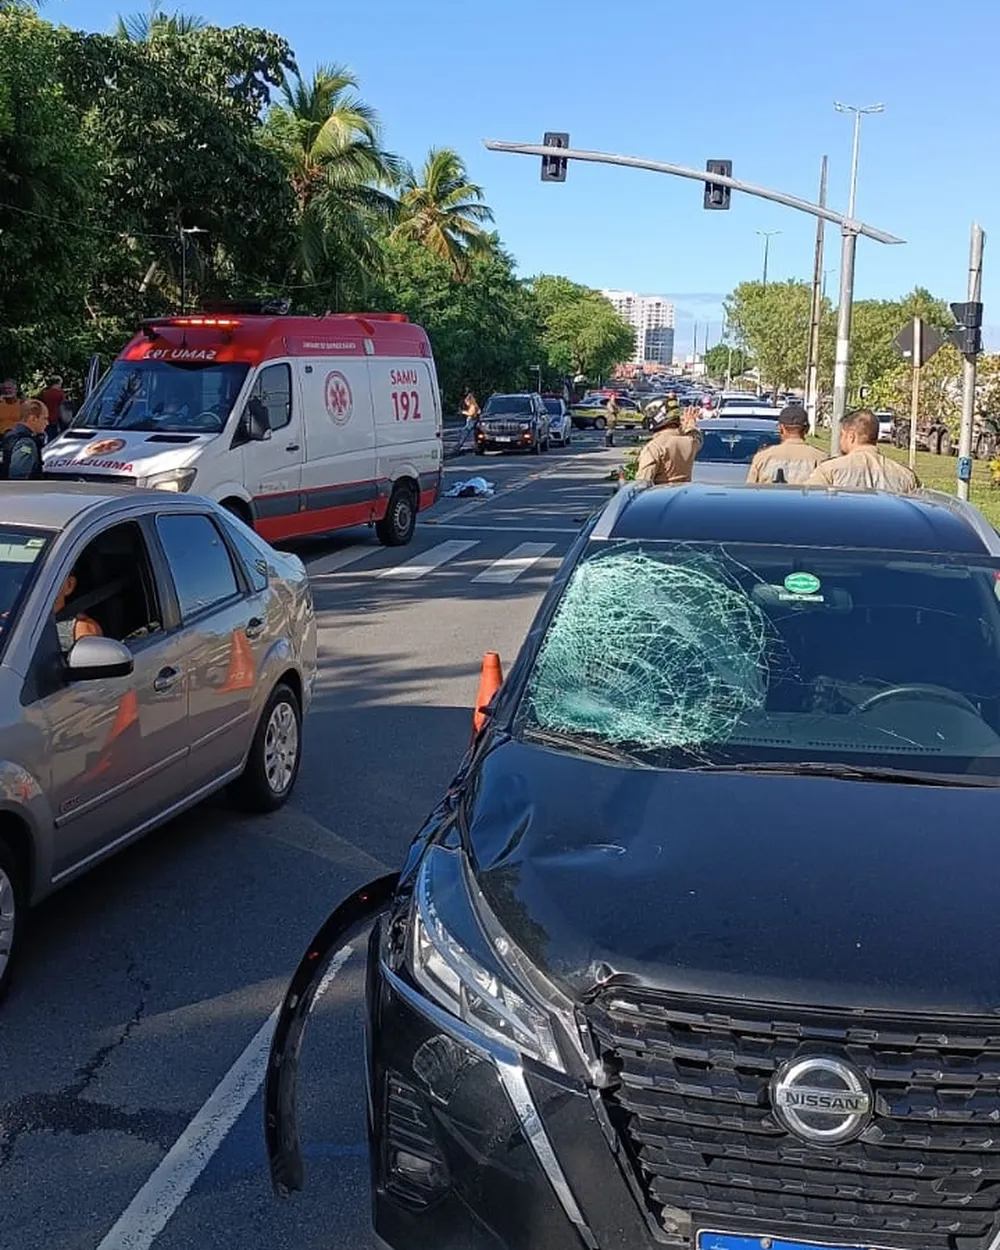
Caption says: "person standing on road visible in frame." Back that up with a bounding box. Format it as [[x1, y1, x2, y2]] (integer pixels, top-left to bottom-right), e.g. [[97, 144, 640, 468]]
[[805, 409, 920, 494], [461, 391, 480, 424], [37, 375, 65, 440], [0, 379, 22, 434], [635, 406, 704, 485], [746, 405, 826, 485], [604, 393, 619, 448], [2, 399, 49, 479]]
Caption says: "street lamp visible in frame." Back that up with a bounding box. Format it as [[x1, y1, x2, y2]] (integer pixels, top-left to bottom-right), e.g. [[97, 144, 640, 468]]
[[756, 230, 781, 286], [830, 102, 884, 451], [178, 225, 207, 313], [531, 364, 543, 393]]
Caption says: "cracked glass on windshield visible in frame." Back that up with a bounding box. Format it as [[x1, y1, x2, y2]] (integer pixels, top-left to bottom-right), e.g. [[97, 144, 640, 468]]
[[520, 542, 1000, 777], [71, 361, 250, 434]]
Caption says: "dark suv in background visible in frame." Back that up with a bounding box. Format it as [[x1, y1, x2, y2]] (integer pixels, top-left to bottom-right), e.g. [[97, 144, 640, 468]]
[[475, 393, 550, 454]]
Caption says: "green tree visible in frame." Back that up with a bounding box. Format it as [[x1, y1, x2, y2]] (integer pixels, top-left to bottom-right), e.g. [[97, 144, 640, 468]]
[[529, 276, 634, 380], [393, 148, 494, 278], [376, 236, 542, 410], [115, 1, 206, 40], [725, 280, 827, 396], [0, 9, 100, 380], [704, 342, 752, 381], [263, 64, 400, 303], [849, 287, 951, 396]]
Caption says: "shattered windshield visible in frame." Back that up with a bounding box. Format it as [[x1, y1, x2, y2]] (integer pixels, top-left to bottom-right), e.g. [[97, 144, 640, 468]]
[[71, 360, 249, 433], [519, 542, 1000, 778]]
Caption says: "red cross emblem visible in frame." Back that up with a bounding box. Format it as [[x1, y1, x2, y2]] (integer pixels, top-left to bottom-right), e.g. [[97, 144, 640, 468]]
[[325, 371, 353, 425]]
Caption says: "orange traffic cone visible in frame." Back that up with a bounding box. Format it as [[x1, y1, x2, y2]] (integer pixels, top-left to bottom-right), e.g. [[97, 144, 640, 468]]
[[220, 629, 256, 693], [472, 652, 503, 739]]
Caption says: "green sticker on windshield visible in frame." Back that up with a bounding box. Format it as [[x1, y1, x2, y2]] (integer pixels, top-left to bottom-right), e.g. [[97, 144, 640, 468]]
[[784, 571, 821, 596]]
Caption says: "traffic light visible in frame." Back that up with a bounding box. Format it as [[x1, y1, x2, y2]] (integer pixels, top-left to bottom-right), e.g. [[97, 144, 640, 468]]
[[541, 133, 569, 183], [948, 301, 984, 357], [704, 160, 732, 210]]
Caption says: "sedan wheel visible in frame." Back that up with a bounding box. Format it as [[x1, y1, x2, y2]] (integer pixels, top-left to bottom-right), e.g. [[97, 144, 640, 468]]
[[230, 683, 302, 813], [0, 840, 23, 1000]]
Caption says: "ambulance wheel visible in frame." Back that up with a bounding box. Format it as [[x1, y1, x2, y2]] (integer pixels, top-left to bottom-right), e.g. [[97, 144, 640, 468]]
[[376, 483, 417, 547], [230, 682, 302, 813], [0, 835, 26, 1002]]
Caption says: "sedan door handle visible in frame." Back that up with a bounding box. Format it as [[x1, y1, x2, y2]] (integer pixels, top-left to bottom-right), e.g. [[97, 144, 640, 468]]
[[245, 617, 265, 641], [285, 443, 300, 452], [153, 666, 179, 693]]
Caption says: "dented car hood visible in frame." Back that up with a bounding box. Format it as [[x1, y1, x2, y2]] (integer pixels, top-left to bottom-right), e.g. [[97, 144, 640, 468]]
[[467, 740, 1000, 1015]]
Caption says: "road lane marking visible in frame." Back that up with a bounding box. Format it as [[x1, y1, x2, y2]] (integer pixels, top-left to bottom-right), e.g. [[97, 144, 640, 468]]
[[473, 543, 556, 584], [95, 945, 354, 1250], [306, 546, 376, 576], [377, 540, 477, 580], [428, 523, 581, 534]]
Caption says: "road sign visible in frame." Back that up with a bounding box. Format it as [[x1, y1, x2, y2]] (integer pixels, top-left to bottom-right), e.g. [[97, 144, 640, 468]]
[[893, 318, 944, 368], [540, 133, 569, 182]]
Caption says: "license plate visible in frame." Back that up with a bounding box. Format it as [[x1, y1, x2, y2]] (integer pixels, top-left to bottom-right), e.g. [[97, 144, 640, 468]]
[[495, 435, 515, 442], [699, 1236, 872, 1250]]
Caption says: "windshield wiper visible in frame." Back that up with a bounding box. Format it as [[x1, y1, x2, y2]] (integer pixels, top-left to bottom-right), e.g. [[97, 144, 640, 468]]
[[683, 761, 998, 787], [522, 726, 644, 767]]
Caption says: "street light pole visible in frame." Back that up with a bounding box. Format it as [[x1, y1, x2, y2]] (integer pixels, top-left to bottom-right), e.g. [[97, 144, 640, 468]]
[[178, 225, 207, 313], [830, 102, 884, 453], [757, 230, 780, 286]]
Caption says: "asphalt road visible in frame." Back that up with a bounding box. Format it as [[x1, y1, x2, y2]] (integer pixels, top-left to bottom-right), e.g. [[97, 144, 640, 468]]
[[0, 429, 622, 1250]]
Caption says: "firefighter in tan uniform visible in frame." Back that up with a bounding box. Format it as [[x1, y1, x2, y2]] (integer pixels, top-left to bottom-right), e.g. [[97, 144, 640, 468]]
[[805, 409, 920, 494], [635, 405, 704, 485], [746, 405, 825, 484]]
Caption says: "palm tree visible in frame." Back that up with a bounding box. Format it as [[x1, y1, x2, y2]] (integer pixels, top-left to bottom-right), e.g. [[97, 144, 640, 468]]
[[393, 148, 494, 277], [264, 64, 401, 296], [115, 1, 205, 40]]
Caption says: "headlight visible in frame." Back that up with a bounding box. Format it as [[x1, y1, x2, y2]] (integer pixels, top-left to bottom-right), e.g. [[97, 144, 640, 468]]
[[141, 467, 197, 492], [408, 846, 568, 1072]]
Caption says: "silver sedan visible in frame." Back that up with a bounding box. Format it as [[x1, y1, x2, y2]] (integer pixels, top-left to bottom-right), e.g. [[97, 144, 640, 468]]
[[0, 483, 317, 999]]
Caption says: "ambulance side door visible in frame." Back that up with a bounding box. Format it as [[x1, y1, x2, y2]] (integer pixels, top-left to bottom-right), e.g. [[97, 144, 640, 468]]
[[237, 361, 304, 542], [371, 358, 441, 507], [298, 356, 377, 533]]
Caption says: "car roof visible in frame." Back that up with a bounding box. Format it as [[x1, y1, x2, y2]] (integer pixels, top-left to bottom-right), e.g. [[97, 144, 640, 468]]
[[0, 482, 217, 530], [595, 483, 1000, 555]]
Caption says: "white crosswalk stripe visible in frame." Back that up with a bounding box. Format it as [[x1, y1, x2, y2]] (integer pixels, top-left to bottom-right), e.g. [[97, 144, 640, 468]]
[[306, 545, 373, 576], [472, 542, 555, 584], [377, 539, 478, 580]]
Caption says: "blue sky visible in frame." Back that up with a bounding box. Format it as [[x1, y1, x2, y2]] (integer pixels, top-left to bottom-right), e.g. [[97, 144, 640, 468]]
[[45, 0, 1000, 355]]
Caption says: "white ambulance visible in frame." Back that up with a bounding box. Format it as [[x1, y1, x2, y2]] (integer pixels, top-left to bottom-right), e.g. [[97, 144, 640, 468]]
[[44, 308, 443, 546]]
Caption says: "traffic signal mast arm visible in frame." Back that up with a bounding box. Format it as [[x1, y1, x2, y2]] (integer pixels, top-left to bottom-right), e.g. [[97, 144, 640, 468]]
[[484, 139, 905, 245]]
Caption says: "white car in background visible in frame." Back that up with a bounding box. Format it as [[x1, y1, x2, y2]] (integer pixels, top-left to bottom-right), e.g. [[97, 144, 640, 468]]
[[875, 410, 895, 443], [542, 398, 573, 446]]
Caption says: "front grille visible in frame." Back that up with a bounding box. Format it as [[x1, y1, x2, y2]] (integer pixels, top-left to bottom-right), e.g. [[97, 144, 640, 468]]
[[47, 471, 138, 486], [482, 420, 530, 435], [587, 991, 1000, 1250], [383, 1074, 449, 1207]]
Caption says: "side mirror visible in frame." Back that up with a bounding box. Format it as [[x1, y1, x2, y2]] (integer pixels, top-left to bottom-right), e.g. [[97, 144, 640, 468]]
[[246, 404, 272, 441], [472, 651, 504, 739], [66, 636, 134, 681]]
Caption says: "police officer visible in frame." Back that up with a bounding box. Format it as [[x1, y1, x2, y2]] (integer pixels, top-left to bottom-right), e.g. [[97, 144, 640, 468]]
[[2, 400, 49, 479], [604, 392, 619, 448], [805, 408, 920, 494], [635, 405, 704, 485], [746, 405, 825, 485]]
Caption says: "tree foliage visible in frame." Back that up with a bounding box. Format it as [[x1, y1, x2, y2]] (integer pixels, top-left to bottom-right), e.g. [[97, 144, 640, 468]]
[[703, 342, 752, 381], [393, 148, 494, 278], [530, 276, 634, 380], [724, 280, 832, 396]]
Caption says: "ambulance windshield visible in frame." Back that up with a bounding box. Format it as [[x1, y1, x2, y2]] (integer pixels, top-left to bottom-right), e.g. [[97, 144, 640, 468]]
[[71, 360, 250, 434]]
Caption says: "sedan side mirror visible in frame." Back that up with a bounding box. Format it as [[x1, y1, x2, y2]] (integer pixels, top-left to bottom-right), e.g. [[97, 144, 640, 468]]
[[66, 636, 134, 681]]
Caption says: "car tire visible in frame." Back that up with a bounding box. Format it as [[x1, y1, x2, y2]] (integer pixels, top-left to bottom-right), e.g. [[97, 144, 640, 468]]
[[594, 417, 606, 431], [474, 445, 485, 456], [375, 482, 417, 547], [0, 836, 26, 1003], [229, 683, 302, 814]]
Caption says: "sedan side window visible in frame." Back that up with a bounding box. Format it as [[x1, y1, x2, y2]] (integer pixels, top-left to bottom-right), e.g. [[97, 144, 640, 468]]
[[155, 514, 241, 621]]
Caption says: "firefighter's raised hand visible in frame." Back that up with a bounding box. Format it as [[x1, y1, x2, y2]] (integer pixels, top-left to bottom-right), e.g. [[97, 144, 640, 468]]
[[681, 408, 699, 432]]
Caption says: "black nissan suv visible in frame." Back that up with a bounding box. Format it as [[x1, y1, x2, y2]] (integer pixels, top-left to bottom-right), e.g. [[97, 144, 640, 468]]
[[268, 482, 1000, 1250]]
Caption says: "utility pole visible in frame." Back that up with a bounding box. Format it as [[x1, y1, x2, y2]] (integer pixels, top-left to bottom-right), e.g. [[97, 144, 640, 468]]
[[956, 223, 986, 502], [907, 316, 922, 472], [178, 225, 206, 313], [805, 155, 828, 433], [830, 102, 884, 454], [757, 230, 780, 286]]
